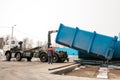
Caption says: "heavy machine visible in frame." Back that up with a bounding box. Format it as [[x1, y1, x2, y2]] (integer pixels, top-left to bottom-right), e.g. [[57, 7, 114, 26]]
[[5, 30, 68, 62], [55, 23, 120, 64], [5, 41, 33, 61]]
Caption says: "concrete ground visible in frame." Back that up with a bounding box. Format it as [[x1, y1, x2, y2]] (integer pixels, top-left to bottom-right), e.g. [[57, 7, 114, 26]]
[[0, 56, 120, 80]]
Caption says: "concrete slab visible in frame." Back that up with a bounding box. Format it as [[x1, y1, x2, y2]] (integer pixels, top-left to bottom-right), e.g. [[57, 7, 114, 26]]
[[49, 64, 80, 74], [97, 67, 108, 79]]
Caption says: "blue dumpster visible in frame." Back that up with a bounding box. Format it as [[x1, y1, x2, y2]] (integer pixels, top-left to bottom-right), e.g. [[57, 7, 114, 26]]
[[56, 24, 118, 60], [113, 41, 120, 59]]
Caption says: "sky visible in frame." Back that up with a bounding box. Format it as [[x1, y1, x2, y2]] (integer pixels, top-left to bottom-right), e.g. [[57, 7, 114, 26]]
[[0, 0, 120, 46]]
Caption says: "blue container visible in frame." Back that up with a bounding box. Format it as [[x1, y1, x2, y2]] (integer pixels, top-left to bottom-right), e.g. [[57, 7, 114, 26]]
[[113, 41, 120, 59], [56, 24, 118, 60], [55, 48, 78, 56]]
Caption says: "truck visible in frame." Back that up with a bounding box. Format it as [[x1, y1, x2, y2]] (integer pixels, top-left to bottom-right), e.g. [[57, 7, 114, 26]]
[[5, 30, 68, 63], [5, 41, 33, 61], [55, 23, 120, 64]]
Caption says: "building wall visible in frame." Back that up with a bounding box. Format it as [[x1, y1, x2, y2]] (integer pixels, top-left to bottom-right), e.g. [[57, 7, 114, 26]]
[[0, 38, 3, 49]]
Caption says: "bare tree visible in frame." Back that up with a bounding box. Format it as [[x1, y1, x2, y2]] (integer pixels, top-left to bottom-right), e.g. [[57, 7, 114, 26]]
[[22, 38, 29, 50], [27, 39, 33, 49], [36, 40, 42, 47], [22, 38, 34, 50], [42, 41, 47, 50], [4, 35, 10, 42]]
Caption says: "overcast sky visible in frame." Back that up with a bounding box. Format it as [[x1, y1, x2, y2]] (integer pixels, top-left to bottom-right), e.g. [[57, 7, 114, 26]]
[[0, 0, 120, 45]]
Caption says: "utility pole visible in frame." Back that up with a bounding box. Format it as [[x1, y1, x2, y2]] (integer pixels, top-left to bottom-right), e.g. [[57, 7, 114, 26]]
[[10, 25, 16, 48], [11, 25, 16, 39]]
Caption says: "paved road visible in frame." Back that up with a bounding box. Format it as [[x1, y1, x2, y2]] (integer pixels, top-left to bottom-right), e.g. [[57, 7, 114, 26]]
[[0, 56, 120, 80]]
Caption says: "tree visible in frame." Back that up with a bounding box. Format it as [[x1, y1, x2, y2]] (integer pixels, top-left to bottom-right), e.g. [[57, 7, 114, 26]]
[[36, 40, 42, 47], [27, 39, 33, 49], [23, 38, 29, 50], [4, 35, 10, 45], [22, 38, 34, 50]]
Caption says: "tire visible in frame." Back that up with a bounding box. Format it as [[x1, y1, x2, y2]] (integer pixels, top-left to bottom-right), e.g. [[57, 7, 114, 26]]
[[27, 57, 32, 61], [58, 51, 68, 63], [6, 52, 11, 61], [59, 58, 66, 63], [52, 53, 59, 63], [40, 53, 48, 62], [16, 53, 22, 61]]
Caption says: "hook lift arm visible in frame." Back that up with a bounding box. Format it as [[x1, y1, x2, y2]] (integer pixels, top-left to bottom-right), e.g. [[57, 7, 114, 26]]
[[48, 30, 58, 48]]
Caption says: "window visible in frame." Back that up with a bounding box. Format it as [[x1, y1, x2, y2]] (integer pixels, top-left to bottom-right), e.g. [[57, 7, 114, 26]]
[[11, 41, 15, 44]]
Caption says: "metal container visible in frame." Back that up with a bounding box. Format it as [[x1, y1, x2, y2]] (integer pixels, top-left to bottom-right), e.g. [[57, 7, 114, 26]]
[[112, 41, 120, 59], [56, 24, 118, 60]]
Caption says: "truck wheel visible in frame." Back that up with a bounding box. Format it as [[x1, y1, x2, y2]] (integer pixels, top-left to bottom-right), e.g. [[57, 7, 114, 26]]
[[16, 53, 22, 61], [40, 53, 48, 62], [27, 57, 32, 61], [6, 52, 11, 61], [59, 58, 66, 63], [53, 53, 59, 63]]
